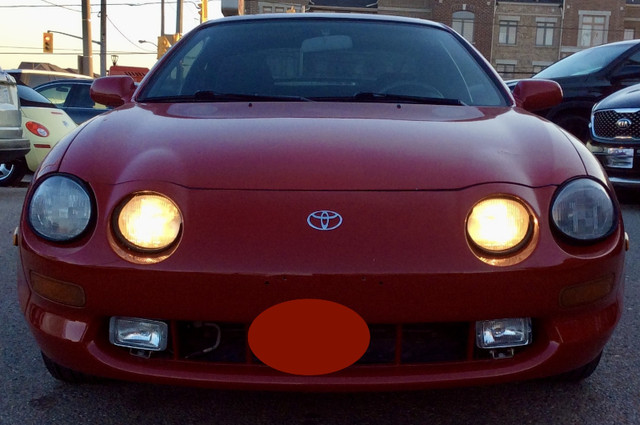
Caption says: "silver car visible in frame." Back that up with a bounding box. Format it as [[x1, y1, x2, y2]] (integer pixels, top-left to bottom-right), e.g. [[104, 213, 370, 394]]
[[0, 68, 29, 162]]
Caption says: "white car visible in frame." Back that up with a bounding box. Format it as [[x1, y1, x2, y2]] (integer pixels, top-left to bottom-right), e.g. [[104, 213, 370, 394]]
[[0, 85, 76, 186]]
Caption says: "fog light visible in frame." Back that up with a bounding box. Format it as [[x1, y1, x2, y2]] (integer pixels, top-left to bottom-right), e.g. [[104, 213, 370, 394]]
[[476, 318, 532, 349], [109, 317, 168, 351]]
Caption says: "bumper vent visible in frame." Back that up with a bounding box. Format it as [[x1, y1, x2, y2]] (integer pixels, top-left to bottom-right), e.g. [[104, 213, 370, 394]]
[[164, 322, 471, 365]]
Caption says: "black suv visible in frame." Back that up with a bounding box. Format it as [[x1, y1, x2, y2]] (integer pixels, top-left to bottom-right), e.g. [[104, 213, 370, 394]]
[[588, 83, 640, 188], [508, 40, 640, 141]]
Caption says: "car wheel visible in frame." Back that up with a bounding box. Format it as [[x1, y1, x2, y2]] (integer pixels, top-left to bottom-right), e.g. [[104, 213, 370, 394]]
[[553, 351, 602, 382], [553, 112, 590, 142], [41, 352, 99, 384], [0, 158, 27, 187]]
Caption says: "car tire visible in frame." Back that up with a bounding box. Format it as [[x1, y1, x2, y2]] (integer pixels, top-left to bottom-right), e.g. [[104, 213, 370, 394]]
[[553, 351, 602, 382], [553, 112, 590, 142], [0, 158, 27, 187], [41, 352, 99, 384]]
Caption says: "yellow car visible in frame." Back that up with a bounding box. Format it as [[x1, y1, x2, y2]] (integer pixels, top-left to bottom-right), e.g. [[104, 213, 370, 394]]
[[0, 84, 76, 186]]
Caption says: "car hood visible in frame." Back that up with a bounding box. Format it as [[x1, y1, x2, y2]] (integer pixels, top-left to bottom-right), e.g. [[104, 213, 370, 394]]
[[594, 84, 640, 110], [55, 102, 584, 191]]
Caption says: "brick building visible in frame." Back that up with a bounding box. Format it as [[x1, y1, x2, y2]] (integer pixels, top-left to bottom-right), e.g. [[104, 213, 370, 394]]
[[238, 0, 640, 78]]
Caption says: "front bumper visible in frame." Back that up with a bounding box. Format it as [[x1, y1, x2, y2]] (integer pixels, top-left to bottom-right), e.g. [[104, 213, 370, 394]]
[[17, 258, 624, 391], [587, 139, 640, 187]]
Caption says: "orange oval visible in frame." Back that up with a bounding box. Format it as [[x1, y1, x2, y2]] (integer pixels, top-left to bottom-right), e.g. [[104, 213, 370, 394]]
[[248, 299, 370, 376]]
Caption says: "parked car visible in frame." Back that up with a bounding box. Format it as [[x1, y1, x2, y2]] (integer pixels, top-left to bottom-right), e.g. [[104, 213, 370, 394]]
[[35, 79, 111, 124], [507, 39, 640, 141], [6, 69, 92, 88], [16, 14, 626, 391], [588, 83, 640, 187], [0, 67, 29, 163], [0, 85, 76, 186]]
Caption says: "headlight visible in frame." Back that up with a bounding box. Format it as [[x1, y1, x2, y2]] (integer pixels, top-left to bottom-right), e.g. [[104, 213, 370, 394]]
[[551, 178, 616, 242], [28, 174, 93, 242], [114, 192, 182, 252], [467, 196, 533, 254]]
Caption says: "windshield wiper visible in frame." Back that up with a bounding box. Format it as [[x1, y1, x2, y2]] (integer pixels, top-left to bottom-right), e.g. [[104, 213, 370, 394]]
[[346, 92, 466, 106], [142, 91, 314, 103]]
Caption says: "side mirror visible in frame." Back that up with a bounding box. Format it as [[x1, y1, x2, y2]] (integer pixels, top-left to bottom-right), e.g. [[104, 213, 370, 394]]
[[512, 79, 562, 112], [90, 76, 136, 107]]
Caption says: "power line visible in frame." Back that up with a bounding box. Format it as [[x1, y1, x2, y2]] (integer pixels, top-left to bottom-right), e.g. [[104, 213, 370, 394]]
[[0, 1, 166, 8], [107, 15, 151, 51]]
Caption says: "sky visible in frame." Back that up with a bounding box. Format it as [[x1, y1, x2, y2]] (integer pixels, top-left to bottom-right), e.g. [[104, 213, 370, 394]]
[[0, 0, 224, 73]]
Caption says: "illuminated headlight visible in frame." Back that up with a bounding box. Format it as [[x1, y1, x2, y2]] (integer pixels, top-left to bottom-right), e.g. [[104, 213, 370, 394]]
[[551, 178, 616, 242], [476, 318, 532, 349], [28, 174, 93, 242], [109, 317, 168, 351], [467, 197, 533, 254], [114, 192, 182, 252]]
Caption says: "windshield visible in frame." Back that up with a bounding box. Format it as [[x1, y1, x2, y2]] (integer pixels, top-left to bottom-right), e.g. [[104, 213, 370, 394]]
[[535, 43, 634, 79], [139, 18, 506, 106]]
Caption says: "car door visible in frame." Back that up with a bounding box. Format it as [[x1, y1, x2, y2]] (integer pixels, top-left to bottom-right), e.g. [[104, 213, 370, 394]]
[[606, 47, 640, 95]]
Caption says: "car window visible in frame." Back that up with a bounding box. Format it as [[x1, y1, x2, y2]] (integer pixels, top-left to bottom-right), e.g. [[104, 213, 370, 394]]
[[140, 19, 506, 106], [27, 75, 55, 87], [70, 84, 108, 110], [535, 43, 635, 78], [38, 83, 108, 110], [37, 84, 70, 106]]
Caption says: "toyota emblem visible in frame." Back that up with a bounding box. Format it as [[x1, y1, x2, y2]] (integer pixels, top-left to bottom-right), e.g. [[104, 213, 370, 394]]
[[307, 210, 343, 231]]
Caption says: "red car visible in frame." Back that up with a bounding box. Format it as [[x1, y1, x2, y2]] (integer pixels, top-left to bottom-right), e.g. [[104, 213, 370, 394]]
[[15, 14, 627, 391]]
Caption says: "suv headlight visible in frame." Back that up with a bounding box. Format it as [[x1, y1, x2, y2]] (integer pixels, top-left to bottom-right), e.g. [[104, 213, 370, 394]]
[[28, 174, 94, 242], [551, 178, 616, 242]]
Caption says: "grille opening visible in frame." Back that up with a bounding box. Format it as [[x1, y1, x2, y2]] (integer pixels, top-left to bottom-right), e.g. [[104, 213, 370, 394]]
[[170, 321, 470, 365], [593, 110, 640, 140]]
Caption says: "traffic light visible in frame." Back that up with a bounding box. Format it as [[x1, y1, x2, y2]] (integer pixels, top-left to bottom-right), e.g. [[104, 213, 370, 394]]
[[157, 36, 170, 59], [197, 0, 208, 23], [43, 32, 53, 54]]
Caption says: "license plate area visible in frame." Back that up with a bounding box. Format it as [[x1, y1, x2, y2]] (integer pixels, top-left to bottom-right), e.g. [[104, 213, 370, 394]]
[[605, 148, 634, 169]]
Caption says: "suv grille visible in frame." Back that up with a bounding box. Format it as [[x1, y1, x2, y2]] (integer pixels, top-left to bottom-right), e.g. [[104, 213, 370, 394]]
[[592, 109, 640, 140]]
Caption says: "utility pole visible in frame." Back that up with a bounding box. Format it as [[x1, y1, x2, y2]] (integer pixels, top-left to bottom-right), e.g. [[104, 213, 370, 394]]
[[176, 0, 183, 35], [161, 0, 165, 36], [100, 0, 107, 77], [80, 0, 94, 77]]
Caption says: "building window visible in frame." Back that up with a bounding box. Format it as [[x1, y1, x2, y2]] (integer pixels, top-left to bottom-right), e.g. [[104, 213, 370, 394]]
[[579, 12, 609, 47], [495, 60, 517, 79], [532, 62, 552, 75], [452, 11, 475, 43], [624, 29, 635, 40], [259, 2, 302, 14], [499, 20, 518, 45], [536, 21, 555, 46]]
